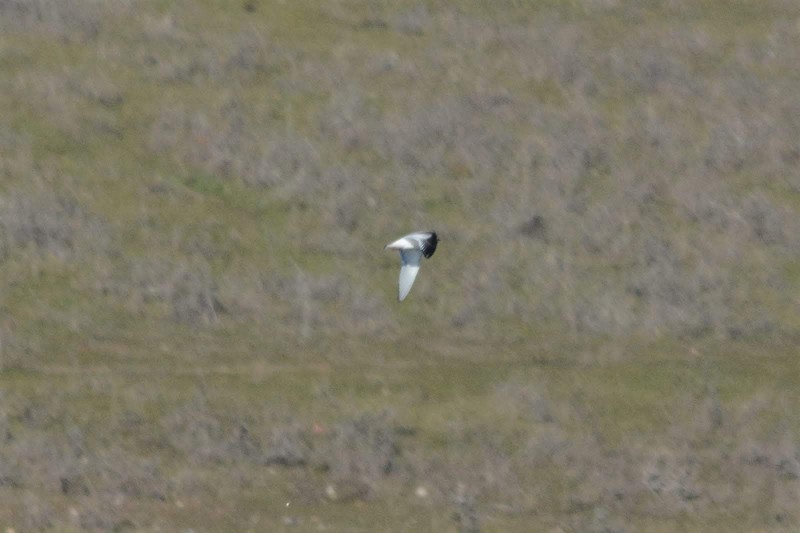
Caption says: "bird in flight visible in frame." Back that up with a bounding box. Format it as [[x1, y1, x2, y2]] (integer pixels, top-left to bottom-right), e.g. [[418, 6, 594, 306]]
[[384, 231, 438, 301]]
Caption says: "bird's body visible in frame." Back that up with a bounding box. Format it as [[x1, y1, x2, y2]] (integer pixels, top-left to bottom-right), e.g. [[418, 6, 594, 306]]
[[385, 231, 438, 301]]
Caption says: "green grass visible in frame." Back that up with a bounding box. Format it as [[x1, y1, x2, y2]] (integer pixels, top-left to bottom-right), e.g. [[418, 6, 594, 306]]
[[1, 0, 800, 531]]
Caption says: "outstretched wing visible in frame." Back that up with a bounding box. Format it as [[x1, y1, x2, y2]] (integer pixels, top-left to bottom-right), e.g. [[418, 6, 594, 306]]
[[398, 249, 422, 301], [404, 231, 438, 258]]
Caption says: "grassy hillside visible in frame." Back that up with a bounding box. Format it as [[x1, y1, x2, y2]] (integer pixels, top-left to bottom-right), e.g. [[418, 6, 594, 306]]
[[1, 0, 799, 531]]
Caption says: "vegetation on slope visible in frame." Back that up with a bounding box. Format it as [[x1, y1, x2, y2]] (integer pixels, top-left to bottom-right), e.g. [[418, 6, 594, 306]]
[[0, 0, 799, 531]]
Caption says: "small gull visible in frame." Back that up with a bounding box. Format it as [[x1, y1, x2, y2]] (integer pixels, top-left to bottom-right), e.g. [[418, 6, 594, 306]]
[[384, 231, 438, 301]]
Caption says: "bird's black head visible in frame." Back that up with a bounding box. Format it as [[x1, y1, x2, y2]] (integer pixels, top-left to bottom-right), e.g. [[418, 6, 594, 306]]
[[422, 232, 438, 258]]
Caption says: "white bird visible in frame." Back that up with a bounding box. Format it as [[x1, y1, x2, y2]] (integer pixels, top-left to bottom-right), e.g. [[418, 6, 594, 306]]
[[384, 231, 438, 301]]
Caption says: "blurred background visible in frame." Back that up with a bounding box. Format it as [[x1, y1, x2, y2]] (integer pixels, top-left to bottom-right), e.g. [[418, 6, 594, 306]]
[[1, 0, 799, 531]]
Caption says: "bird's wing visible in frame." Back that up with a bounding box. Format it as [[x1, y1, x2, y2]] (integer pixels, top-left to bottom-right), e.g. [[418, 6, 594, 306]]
[[402, 232, 437, 258], [398, 249, 423, 301]]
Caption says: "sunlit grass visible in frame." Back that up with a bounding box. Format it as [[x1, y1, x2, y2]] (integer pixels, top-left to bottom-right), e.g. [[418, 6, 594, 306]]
[[1, 0, 799, 530]]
